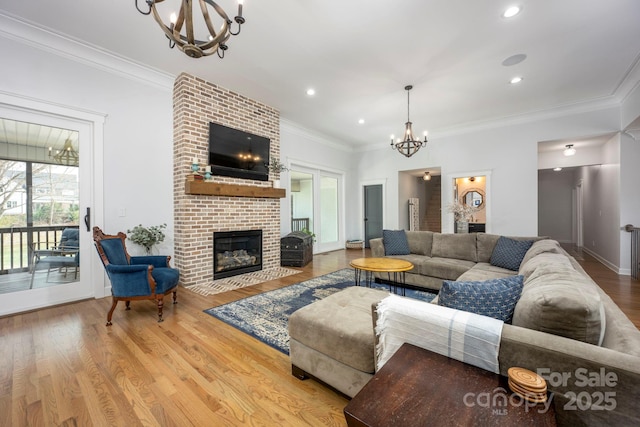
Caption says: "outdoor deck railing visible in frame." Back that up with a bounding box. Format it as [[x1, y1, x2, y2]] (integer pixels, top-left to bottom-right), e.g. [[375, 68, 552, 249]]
[[292, 217, 310, 232], [0, 225, 79, 274]]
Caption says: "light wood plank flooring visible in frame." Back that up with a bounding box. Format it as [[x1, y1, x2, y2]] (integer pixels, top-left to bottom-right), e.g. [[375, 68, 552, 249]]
[[0, 248, 637, 426]]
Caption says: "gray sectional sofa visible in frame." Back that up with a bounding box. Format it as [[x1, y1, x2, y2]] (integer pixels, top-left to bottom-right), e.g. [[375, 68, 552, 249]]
[[369, 231, 542, 291], [288, 231, 640, 426]]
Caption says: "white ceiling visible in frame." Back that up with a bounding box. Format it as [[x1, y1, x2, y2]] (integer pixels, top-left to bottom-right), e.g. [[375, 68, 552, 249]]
[[1, 0, 639, 151]]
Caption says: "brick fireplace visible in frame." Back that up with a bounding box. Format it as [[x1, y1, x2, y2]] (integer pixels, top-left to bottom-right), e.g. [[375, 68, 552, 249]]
[[173, 73, 281, 288]]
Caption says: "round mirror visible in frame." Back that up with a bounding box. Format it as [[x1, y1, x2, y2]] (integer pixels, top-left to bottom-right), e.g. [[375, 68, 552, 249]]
[[462, 190, 484, 208]]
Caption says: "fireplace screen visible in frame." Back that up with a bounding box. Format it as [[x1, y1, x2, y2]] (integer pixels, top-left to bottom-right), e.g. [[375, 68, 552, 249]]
[[213, 230, 262, 279]]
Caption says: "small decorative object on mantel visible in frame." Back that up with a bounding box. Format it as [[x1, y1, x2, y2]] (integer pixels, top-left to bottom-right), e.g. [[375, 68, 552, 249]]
[[267, 158, 289, 174], [267, 158, 289, 188], [188, 158, 213, 181]]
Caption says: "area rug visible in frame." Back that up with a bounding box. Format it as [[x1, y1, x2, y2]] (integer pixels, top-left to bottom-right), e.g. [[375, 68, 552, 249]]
[[185, 266, 302, 296], [204, 268, 436, 355]]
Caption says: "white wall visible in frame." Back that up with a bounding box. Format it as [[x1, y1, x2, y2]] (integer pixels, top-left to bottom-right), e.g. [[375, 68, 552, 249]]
[[356, 107, 622, 237], [576, 135, 621, 271], [618, 133, 640, 273], [279, 120, 355, 239], [621, 78, 640, 130], [0, 27, 175, 257]]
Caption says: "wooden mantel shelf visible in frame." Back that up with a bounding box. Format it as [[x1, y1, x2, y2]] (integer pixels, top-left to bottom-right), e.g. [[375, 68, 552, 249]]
[[185, 180, 286, 198]]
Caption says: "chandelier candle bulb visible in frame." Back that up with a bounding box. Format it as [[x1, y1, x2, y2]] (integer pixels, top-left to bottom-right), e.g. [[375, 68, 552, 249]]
[[238, 0, 243, 18]]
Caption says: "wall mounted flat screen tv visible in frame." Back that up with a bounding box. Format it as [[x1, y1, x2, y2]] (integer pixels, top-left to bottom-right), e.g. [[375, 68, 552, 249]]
[[208, 122, 270, 181]]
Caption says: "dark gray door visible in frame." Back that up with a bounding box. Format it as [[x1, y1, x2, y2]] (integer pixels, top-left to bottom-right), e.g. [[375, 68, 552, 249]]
[[364, 184, 383, 248]]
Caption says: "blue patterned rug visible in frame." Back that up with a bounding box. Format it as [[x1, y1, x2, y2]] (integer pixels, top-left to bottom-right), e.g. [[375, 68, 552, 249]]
[[204, 268, 436, 355]]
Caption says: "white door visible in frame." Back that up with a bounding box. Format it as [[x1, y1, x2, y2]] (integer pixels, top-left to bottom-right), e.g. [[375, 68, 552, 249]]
[[0, 100, 103, 316], [290, 165, 344, 253]]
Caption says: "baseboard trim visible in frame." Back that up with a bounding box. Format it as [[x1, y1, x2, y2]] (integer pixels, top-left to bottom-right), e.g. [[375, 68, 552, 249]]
[[582, 247, 625, 275]]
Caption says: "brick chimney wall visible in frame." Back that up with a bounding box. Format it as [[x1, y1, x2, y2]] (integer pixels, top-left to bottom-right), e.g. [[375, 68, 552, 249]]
[[173, 73, 281, 287]]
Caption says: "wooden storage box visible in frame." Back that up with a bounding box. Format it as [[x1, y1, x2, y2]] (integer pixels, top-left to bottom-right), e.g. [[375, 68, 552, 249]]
[[281, 231, 313, 267]]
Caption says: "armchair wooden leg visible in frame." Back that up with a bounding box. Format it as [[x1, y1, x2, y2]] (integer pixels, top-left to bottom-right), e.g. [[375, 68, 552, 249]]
[[106, 298, 118, 326], [172, 290, 178, 304], [125, 301, 131, 310], [157, 297, 164, 322]]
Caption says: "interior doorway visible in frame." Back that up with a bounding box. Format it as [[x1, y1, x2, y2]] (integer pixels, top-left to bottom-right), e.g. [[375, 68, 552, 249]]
[[364, 184, 383, 248], [443, 171, 492, 234]]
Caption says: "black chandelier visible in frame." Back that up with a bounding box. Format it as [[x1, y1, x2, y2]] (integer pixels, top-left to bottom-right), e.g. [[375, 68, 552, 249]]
[[135, 0, 245, 59], [390, 85, 428, 158]]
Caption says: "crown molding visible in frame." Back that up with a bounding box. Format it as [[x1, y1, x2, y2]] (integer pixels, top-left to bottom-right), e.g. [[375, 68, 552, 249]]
[[624, 129, 640, 141], [0, 12, 174, 92], [280, 118, 353, 153], [615, 51, 640, 105]]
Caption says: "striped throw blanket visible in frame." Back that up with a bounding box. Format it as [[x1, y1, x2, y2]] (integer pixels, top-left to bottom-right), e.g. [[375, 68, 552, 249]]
[[375, 294, 504, 373]]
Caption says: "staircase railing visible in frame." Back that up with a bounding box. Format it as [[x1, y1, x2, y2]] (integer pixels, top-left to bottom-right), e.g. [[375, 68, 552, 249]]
[[624, 224, 640, 280]]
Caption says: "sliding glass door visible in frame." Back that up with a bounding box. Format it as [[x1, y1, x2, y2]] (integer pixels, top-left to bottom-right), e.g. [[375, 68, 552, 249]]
[[0, 108, 96, 316], [290, 166, 343, 253]]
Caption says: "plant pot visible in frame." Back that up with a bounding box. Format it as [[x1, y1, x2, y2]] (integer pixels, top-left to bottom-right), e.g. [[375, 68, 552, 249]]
[[456, 221, 469, 234], [272, 179, 281, 188]]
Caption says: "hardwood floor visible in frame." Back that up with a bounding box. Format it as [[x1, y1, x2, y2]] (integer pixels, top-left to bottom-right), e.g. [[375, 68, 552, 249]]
[[0, 248, 637, 426]]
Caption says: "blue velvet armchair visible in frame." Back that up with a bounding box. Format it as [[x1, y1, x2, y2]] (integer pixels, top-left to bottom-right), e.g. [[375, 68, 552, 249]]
[[93, 226, 179, 325]]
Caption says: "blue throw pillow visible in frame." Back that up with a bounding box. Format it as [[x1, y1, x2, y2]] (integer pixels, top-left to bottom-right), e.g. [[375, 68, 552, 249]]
[[438, 275, 524, 323], [382, 229, 410, 256], [490, 236, 534, 271]]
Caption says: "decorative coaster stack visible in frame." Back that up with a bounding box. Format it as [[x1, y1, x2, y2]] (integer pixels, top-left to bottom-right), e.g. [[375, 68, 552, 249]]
[[507, 367, 548, 403]]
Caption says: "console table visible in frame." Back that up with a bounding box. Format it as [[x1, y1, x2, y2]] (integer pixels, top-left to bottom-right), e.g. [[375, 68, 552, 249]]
[[344, 343, 557, 427]]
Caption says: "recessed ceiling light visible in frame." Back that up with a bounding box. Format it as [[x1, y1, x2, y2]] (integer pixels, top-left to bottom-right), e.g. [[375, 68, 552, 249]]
[[554, 167, 562, 171], [503, 5, 521, 18], [510, 76, 523, 84], [502, 53, 527, 66], [306, 88, 316, 96], [358, 119, 365, 124]]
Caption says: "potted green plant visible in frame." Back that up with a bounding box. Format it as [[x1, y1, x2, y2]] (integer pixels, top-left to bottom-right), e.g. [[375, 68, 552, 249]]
[[267, 158, 289, 188], [126, 223, 167, 254], [301, 228, 316, 243]]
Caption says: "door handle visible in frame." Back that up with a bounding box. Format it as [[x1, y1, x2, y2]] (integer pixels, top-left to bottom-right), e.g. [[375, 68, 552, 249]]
[[84, 207, 91, 231]]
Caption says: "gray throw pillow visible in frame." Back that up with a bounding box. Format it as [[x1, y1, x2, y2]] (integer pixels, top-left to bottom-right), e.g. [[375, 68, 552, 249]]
[[382, 229, 410, 255], [490, 236, 533, 271]]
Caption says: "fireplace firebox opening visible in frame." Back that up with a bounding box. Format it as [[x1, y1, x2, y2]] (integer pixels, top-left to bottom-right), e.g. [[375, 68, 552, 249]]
[[213, 230, 263, 279]]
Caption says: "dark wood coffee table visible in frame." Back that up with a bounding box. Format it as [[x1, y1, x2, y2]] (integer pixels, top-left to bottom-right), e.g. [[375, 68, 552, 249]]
[[344, 343, 557, 427]]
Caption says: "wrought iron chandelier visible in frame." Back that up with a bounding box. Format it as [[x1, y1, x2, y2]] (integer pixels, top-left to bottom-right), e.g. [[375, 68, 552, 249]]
[[390, 85, 428, 158], [135, 0, 245, 59], [49, 139, 79, 167]]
